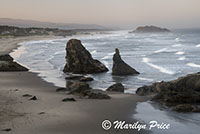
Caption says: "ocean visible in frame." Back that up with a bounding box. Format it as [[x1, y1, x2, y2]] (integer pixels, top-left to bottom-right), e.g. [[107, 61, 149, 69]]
[[11, 30, 200, 134]]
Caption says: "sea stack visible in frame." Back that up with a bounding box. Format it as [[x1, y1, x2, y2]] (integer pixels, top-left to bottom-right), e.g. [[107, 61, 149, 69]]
[[63, 39, 108, 74], [112, 48, 139, 76]]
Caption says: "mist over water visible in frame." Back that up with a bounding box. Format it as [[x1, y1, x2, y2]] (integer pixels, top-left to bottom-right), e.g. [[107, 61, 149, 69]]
[[11, 30, 200, 93]]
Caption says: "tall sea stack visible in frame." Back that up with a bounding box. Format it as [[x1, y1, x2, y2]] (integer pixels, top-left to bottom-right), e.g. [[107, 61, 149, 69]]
[[63, 39, 108, 74], [112, 48, 139, 76]]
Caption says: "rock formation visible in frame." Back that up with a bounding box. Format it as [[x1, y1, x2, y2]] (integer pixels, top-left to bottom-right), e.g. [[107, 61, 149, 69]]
[[136, 72, 200, 112], [63, 39, 108, 74], [106, 83, 125, 93], [112, 48, 139, 76], [65, 74, 94, 82], [66, 81, 110, 99], [0, 54, 28, 71], [130, 25, 170, 33]]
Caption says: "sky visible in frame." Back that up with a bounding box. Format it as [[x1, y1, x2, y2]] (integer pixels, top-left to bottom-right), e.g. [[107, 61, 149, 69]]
[[0, 0, 200, 28]]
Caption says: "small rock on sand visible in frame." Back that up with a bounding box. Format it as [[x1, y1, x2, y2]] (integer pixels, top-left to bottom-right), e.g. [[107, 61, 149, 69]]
[[62, 98, 76, 102], [29, 96, 37, 100], [22, 94, 32, 97]]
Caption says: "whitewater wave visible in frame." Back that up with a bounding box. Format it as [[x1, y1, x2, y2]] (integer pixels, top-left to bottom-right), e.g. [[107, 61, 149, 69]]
[[53, 50, 65, 56], [172, 44, 183, 47], [178, 56, 186, 61], [102, 61, 109, 68], [101, 55, 110, 60], [137, 77, 154, 82], [154, 48, 167, 53], [91, 50, 97, 54], [196, 44, 200, 48], [187, 63, 200, 68], [142, 58, 175, 75], [108, 52, 115, 56], [175, 38, 180, 42], [175, 51, 185, 55]]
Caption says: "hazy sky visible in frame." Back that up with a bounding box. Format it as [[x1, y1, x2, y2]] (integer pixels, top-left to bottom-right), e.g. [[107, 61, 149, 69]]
[[0, 0, 200, 28]]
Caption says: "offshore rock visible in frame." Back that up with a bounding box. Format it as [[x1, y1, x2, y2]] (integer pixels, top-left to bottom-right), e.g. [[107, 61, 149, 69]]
[[112, 48, 139, 76], [63, 39, 108, 74]]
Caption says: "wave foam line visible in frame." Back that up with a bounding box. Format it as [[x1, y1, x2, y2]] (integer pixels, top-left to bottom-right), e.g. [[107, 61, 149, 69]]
[[137, 77, 154, 82], [196, 44, 200, 48], [178, 56, 186, 61], [142, 58, 175, 75], [172, 44, 183, 47], [187, 63, 200, 68], [154, 48, 167, 53], [101, 55, 110, 60], [175, 51, 185, 55]]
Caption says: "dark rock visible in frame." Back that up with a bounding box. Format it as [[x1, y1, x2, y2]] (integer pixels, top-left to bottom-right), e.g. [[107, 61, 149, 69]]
[[66, 81, 73, 87], [136, 72, 200, 112], [38, 112, 45, 115], [82, 90, 111, 99], [136, 83, 158, 96], [63, 39, 108, 74], [131, 26, 170, 33], [0, 54, 28, 71], [65, 74, 94, 82], [1, 128, 12, 132], [0, 54, 13, 61], [112, 48, 139, 76], [29, 96, 37, 100], [65, 75, 84, 80], [56, 87, 68, 92], [66, 81, 110, 99], [22, 94, 32, 97], [80, 77, 94, 82], [107, 83, 124, 93], [173, 104, 200, 113], [67, 81, 91, 94], [62, 98, 76, 102], [0, 61, 29, 71]]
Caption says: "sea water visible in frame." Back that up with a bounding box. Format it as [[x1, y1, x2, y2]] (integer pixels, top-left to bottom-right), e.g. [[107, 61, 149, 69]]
[[10, 30, 200, 133]]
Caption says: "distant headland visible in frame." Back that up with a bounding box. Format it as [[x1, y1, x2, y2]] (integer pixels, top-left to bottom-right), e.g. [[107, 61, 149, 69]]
[[130, 25, 170, 33]]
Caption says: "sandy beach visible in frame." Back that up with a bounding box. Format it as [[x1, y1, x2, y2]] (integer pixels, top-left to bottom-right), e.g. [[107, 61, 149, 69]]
[[0, 36, 148, 134]]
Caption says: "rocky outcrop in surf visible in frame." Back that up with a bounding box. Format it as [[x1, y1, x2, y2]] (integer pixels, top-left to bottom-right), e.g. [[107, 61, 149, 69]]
[[67, 81, 110, 99], [112, 48, 139, 76], [0, 54, 28, 71], [106, 83, 125, 93], [130, 26, 170, 33], [136, 72, 200, 112], [63, 39, 108, 74]]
